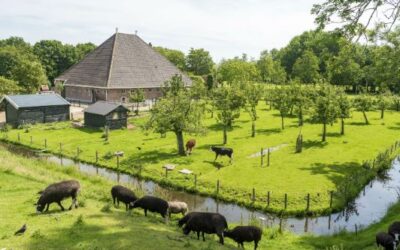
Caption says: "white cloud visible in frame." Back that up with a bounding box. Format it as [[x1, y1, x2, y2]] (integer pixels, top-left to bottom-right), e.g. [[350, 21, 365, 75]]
[[0, 0, 322, 61]]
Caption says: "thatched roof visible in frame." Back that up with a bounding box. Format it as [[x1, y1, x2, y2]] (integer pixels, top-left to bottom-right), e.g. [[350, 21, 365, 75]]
[[55, 32, 191, 89]]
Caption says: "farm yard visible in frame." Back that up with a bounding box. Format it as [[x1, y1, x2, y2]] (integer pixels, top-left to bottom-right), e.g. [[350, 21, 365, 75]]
[[3, 101, 400, 216]]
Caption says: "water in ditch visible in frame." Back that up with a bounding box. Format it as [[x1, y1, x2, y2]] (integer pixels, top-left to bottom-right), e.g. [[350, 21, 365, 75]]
[[4, 143, 400, 236]]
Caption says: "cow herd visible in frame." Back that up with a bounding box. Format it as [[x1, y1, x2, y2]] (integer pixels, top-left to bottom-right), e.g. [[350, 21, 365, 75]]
[[34, 180, 262, 249]]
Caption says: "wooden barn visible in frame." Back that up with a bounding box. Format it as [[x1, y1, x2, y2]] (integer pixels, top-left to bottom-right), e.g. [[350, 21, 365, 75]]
[[84, 101, 129, 129], [0, 94, 70, 127], [54, 31, 191, 104]]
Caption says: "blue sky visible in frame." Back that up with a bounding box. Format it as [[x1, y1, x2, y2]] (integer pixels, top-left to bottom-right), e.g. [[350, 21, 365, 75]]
[[1, 0, 322, 61]]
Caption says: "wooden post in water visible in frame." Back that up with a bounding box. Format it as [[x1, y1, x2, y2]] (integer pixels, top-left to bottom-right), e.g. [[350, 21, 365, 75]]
[[267, 148, 270, 166], [260, 148, 264, 167], [284, 193, 287, 210], [329, 191, 333, 208], [306, 193, 310, 211], [95, 150, 99, 163], [267, 191, 270, 207]]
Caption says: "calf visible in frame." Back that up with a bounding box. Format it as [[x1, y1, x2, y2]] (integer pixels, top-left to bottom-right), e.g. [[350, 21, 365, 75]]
[[210, 146, 233, 163], [179, 212, 228, 245], [186, 139, 196, 155], [111, 185, 138, 211], [224, 226, 262, 250], [389, 221, 400, 242], [130, 196, 169, 219], [168, 201, 188, 217], [376, 232, 397, 250], [36, 180, 80, 213]]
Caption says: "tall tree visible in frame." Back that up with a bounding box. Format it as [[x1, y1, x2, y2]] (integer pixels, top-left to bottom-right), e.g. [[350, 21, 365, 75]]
[[354, 93, 374, 124], [129, 89, 145, 115], [257, 54, 287, 84], [146, 75, 203, 155], [185, 48, 214, 75], [217, 58, 260, 83], [336, 88, 351, 135], [212, 83, 245, 144], [271, 87, 292, 130], [154, 47, 186, 70], [311, 85, 339, 141], [376, 89, 392, 119], [292, 50, 321, 84], [243, 83, 264, 137], [289, 82, 314, 126]]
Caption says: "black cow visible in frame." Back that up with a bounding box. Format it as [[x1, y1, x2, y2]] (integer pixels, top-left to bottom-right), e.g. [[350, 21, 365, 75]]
[[111, 185, 138, 211], [210, 146, 233, 163], [224, 226, 262, 249], [36, 180, 80, 213], [130, 196, 169, 218], [389, 221, 400, 242], [179, 212, 228, 245], [376, 232, 397, 250]]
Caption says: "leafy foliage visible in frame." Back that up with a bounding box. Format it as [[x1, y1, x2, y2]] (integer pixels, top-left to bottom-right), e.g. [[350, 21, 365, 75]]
[[185, 48, 214, 75]]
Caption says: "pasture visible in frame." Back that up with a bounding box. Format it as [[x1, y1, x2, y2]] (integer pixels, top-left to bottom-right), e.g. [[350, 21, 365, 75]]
[[3, 101, 400, 215]]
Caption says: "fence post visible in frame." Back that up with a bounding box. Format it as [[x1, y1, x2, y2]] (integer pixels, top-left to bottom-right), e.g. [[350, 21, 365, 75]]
[[267, 191, 270, 207], [216, 180, 220, 196], [329, 191, 333, 208], [165, 168, 168, 178], [260, 148, 264, 167], [44, 139, 47, 149], [30, 136, 33, 145], [267, 148, 270, 166], [116, 155, 120, 168], [76, 147, 80, 159], [194, 174, 197, 189], [17, 133, 20, 142], [355, 224, 358, 236], [252, 188, 256, 202], [284, 193, 287, 210], [306, 193, 310, 211]]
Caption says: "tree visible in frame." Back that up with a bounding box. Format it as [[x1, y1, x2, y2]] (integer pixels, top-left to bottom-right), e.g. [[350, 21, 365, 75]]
[[376, 90, 392, 119], [185, 48, 214, 75], [271, 87, 292, 130], [354, 93, 374, 124], [311, 85, 339, 141], [212, 83, 245, 144], [0, 37, 31, 52], [154, 47, 186, 71], [312, 0, 400, 40], [75, 43, 96, 61], [0, 76, 20, 97], [243, 83, 264, 137], [147, 75, 203, 155], [289, 82, 314, 126], [257, 54, 287, 84], [129, 89, 145, 115], [292, 50, 321, 84], [336, 88, 351, 135], [217, 58, 260, 83]]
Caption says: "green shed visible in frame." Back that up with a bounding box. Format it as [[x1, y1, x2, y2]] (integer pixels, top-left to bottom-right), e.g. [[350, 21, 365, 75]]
[[84, 101, 129, 129]]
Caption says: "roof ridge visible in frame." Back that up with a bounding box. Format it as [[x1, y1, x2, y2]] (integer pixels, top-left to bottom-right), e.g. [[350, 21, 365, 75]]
[[106, 33, 118, 88]]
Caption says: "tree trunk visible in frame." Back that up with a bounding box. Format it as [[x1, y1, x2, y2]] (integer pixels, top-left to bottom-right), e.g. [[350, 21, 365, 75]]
[[340, 118, 345, 135], [223, 126, 227, 144], [363, 111, 369, 125], [298, 108, 303, 127], [136, 102, 139, 116], [381, 108, 384, 119], [175, 131, 185, 155], [281, 114, 285, 130], [322, 122, 327, 142], [397, 102, 399, 111], [251, 121, 255, 137]]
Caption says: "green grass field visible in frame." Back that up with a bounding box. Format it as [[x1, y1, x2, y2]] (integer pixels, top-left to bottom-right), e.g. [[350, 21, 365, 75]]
[[1, 144, 400, 249], [3, 102, 400, 215]]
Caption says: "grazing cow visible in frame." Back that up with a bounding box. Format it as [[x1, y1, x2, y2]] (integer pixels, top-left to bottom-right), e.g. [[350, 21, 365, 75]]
[[179, 212, 228, 245], [376, 232, 397, 250], [130, 196, 169, 218], [111, 185, 138, 211], [224, 226, 262, 250], [168, 201, 188, 217], [389, 221, 400, 242], [186, 139, 196, 155], [36, 180, 80, 213], [210, 146, 233, 163]]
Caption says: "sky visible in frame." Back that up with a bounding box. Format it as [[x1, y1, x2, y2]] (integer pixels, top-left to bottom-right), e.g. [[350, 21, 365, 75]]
[[1, 0, 323, 62]]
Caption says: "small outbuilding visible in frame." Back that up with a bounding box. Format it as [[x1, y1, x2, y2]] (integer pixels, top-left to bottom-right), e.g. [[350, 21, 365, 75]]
[[0, 94, 70, 127], [84, 101, 129, 129]]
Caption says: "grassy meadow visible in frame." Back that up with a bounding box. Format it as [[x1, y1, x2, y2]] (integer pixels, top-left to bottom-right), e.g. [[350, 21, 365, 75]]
[[3, 102, 400, 215]]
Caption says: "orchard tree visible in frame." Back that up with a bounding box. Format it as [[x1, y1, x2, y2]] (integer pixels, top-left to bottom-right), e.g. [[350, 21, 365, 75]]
[[217, 58, 260, 83], [146, 75, 203, 155], [212, 83, 245, 144], [337, 88, 351, 135], [354, 93, 374, 124], [257, 53, 286, 84], [311, 84, 339, 142], [243, 82, 264, 137], [292, 50, 321, 84], [129, 89, 145, 115], [376, 90, 392, 119], [186, 48, 214, 75], [271, 86, 292, 130], [289, 82, 314, 126]]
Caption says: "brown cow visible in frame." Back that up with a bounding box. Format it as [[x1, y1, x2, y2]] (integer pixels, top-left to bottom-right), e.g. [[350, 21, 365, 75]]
[[186, 139, 196, 155]]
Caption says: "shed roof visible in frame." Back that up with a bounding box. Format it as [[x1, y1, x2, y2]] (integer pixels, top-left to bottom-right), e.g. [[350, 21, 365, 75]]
[[55, 32, 192, 89], [0, 94, 70, 109], [84, 101, 129, 116]]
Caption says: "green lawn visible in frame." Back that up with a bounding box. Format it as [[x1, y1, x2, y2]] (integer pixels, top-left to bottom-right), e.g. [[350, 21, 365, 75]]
[[3, 102, 400, 215]]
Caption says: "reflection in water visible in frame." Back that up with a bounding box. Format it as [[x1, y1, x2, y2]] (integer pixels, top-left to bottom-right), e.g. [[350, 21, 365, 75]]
[[4, 143, 400, 236]]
